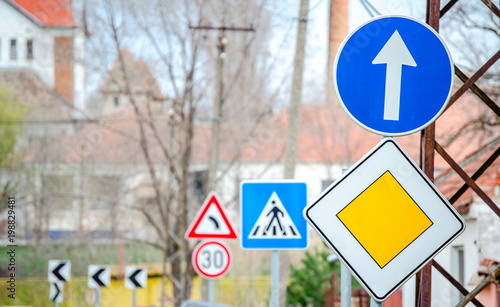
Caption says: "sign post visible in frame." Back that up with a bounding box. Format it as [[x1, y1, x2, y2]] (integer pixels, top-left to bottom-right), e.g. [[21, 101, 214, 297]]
[[48, 260, 71, 306], [241, 181, 308, 307], [88, 265, 111, 307], [185, 192, 238, 304], [324, 15, 461, 304], [125, 266, 147, 307]]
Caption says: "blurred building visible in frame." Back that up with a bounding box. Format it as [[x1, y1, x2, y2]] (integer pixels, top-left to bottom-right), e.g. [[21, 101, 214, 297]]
[[0, 0, 86, 138], [99, 48, 165, 116]]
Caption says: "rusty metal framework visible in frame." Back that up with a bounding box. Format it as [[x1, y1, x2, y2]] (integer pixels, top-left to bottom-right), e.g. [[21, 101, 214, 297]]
[[418, 0, 500, 306]]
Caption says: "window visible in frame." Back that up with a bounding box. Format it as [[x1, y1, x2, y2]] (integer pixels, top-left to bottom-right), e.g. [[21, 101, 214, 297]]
[[189, 170, 208, 203], [10, 39, 17, 60], [113, 96, 119, 107], [26, 39, 33, 60], [453, 246, 465, 283]]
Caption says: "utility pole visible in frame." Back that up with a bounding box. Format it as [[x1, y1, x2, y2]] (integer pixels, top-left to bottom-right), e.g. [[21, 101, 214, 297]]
[[189, 24, 254, 303], [188, 25, 255, 193], [279, 0, 309, 306], [283, 0, 309, 180]]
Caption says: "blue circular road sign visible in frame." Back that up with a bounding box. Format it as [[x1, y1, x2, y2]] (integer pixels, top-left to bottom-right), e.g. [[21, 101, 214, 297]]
[[334, 15, 454, 136]]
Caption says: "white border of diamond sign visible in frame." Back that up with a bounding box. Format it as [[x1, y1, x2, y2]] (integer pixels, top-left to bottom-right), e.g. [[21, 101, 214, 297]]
[[303, 138, 465, 301]]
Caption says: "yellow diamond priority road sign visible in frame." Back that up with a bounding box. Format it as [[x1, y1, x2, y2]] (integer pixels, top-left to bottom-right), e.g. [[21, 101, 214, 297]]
[[337, 170, 434, 269], [304, 138, 465, 302]]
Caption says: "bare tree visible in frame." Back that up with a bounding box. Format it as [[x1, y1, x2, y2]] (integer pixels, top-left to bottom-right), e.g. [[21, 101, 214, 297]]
[[78, 0, 289, 305]]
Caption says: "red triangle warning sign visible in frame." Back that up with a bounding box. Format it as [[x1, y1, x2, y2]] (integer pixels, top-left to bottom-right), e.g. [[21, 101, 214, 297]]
[[185, 192, 238, 240]]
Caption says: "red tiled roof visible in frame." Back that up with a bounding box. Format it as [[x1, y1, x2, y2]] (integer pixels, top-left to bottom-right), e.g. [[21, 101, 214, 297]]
[[25, 91, 497, 167], [8, 0, 76, 27]]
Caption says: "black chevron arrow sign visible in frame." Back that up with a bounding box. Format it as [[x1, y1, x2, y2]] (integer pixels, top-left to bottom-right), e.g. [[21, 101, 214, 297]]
[[124, 266, 147, 289], [88, 265, 110, 288], [129, 269, 143, 288], [48, 260, 71, 283], [92, 268, 106, 287], [52, 263, 67, 281], [50, 282, 62, 303]]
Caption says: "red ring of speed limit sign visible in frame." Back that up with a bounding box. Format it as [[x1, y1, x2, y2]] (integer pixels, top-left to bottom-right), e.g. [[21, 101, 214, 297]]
[[192, 240, 231, 279]]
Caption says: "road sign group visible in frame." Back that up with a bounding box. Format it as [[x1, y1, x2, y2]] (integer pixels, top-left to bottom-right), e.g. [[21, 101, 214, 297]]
[[48, 260, 71, 303], [47, 260, 146, 304], [185, 192, 237, 279], [46, 17, 463, 300], [304, 15, 465, 302], [184, 186, 310, 279]]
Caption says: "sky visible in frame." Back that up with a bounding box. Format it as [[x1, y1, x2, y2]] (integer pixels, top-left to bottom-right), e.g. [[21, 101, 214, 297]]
[[301, 0, 500, 97], [298, 0, 427, 103]]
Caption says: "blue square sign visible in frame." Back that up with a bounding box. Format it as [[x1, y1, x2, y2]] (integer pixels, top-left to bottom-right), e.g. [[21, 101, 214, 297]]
[[240, 181, 308, 249]]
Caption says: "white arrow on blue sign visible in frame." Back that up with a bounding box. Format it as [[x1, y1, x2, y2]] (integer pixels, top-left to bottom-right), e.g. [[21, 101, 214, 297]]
[[334, 15, 454, 136]]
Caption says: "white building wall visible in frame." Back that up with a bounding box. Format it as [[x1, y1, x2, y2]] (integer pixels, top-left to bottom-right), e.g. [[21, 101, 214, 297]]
[[402, 205, 492, 307], [73, 27, 86, 112], [0, 1, 55, 87], [215, 161, 347, 206]]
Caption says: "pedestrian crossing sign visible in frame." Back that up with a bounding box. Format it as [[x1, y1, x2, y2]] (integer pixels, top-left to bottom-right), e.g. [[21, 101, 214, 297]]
[[240, 181, 308, 249]]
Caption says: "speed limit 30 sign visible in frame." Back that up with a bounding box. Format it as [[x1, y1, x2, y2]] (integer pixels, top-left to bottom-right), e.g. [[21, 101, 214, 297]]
[[192, 240, 231, 279]]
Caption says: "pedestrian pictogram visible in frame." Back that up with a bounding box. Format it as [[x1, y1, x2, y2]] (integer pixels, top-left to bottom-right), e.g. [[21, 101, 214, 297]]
[[248, 192, 301, 239], [303, 138, 465, 301], [241, 181, 308, 249], [185, 192, 238, 240]]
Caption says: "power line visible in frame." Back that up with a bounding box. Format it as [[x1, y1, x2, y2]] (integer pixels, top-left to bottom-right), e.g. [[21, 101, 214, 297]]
[[309, 0, 325, 12], [0, 115, 174, 125], [358, 0, 381, 17]]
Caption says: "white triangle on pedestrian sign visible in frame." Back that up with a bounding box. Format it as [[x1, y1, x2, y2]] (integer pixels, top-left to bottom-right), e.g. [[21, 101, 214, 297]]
[[248, 192, 301, 239]]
